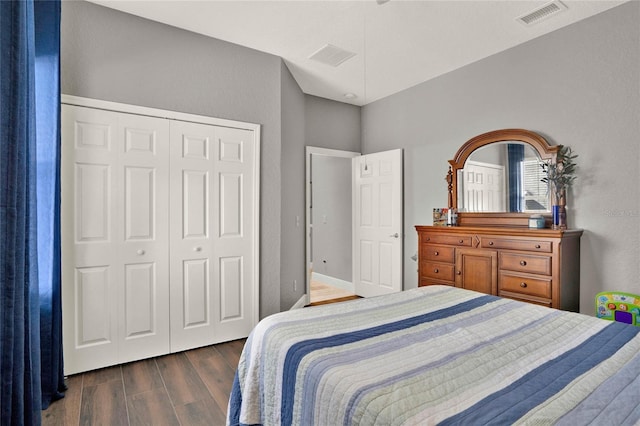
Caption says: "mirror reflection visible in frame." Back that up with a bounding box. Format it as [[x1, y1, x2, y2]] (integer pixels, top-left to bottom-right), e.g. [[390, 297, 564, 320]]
[[456, 142, 549, 213]]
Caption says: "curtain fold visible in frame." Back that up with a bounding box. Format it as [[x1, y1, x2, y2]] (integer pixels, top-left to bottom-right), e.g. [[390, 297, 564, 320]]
[[34, 0, 65, 409], [507, 144, 524, 212], [0, 1, 43, 424], [1, 0, 63, 423]]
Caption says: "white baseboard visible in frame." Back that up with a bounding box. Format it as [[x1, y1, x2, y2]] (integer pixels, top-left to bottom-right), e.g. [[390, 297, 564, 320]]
[[290, 294, 307, 310], [312, 272, 354, 293]]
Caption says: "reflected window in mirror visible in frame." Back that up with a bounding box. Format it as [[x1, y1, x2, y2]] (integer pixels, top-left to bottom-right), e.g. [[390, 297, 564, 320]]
[[457, 142, 548, 213]]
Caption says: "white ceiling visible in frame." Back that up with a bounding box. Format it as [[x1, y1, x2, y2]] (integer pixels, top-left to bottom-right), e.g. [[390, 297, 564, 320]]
[[87, 0, 627, 106]]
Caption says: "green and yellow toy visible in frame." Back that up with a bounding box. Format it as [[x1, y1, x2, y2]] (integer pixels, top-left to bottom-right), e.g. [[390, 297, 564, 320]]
[[595, 291, 640, 327]]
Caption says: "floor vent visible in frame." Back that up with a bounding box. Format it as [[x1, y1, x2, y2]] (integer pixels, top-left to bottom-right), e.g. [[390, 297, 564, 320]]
[[309, 44, 356, 67], [517, 1, 567, 26]]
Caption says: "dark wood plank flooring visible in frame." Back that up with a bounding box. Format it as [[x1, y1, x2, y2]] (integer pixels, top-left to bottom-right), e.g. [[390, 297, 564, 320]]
[[42, 339, 245, 426]]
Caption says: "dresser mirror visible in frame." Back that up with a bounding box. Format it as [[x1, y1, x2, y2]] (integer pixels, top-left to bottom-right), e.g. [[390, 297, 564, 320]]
[[447, 129, 559, 227]]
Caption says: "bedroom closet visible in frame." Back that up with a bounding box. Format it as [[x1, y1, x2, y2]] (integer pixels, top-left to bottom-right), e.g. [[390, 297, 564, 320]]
[[61, 97, 259, 374]]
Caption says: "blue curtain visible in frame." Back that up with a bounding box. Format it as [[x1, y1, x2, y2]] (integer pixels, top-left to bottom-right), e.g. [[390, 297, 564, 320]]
[[1, 1, 63, 423], [34, 0, 65, 410], [507, 144, 524, 212]]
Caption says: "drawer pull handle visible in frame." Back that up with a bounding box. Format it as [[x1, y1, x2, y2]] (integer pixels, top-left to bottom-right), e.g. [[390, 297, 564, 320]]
[[535, 244, 541, 249], [434, 268, 439, 273], [457, 271, 461, 275], [426, 237, 431, 241], [488, 241, 494, 246], [136, 249, 145, 256], [520, 260, 527, 266], [520, 282, 527, 288], [458, 239, 464, 244], [434, 251, 439, 256]]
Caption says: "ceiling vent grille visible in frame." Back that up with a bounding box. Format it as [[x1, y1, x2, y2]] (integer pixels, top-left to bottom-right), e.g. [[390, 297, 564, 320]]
[[517, 1, 567, 26], [309, 44, 356, 67]]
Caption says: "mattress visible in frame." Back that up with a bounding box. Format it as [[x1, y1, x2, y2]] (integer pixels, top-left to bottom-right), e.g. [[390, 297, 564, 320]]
[[228, 285, 640, 425]]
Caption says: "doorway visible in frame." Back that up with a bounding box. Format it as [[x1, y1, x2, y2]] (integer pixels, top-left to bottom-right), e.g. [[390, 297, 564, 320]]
[[305, 147, 359, 305]]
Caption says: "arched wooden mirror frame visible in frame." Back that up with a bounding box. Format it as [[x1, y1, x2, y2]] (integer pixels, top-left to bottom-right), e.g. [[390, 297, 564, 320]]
[[446, 129, 560, 227]]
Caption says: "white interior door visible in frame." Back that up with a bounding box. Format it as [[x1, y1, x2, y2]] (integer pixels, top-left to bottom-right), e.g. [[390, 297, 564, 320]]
[[352, 149, 403, 297], [61, 105, 170, 374], [169, 121, 257, 352]]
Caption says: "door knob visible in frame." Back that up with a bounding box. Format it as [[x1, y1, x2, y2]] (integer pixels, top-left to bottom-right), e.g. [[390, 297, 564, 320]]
[[390, 233, 399, 238]]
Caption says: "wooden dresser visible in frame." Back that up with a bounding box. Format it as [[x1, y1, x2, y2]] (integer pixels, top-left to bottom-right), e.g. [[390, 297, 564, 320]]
[[416, 225, 583, 311]]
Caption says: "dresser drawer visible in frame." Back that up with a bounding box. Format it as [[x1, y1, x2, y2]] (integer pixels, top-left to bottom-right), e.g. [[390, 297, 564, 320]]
[[500, 253, 551, 275], [421, 233, 472, 247], [499, 272, 551, 299], [420, 261, 455, 282], [481, 237, 552, 253], [500, 292, 552, 308], [419, 278, 454, 287], [422, 245, 455, 263]]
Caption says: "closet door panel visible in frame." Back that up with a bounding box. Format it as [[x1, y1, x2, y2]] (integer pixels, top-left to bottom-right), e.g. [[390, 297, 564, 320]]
[[75, 164, 110, 243], [124, 166, 155, 239], [183, 258, 210, 327], [75, 266, 112, 345], [123, 262, 155, 336], [170, 123, 256, 350], [220, 256, 242, 320], [62, 105, 120, 374], [62, 106, 170, 373], [118, 113, 170, 363], [213, 127, 256, 341], [183, 170, 209, 238], [170, 120, 216, 352]]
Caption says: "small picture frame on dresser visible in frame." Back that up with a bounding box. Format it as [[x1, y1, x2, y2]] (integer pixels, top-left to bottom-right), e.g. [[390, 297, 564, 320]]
[[433, 208, 448, 226]]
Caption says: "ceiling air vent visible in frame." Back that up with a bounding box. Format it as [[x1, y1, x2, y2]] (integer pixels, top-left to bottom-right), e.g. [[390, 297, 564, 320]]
[[516, 1, 567, 26], [309, 44, 356, 67]]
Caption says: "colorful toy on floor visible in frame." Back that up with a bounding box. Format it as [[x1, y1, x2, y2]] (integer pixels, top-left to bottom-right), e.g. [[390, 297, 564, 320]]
[[595, 291, 640, 327]]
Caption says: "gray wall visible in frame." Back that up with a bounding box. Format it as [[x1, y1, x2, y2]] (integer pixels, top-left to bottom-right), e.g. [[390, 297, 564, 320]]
[[279, 84, 362, 310], [361, 2, 640, 314], [303, 95, 361, 303], [305, 95, 361, 152], [311, 155, 353, 282], [61, 1, 284, 317], [280, 63, 307, 310]]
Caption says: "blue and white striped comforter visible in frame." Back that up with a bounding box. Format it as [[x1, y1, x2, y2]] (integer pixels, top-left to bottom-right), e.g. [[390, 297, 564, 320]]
[[228, 286, 640, 425]]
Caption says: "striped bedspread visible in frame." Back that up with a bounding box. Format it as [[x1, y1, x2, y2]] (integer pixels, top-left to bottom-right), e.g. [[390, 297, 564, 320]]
[[228, 286, 640, 425]]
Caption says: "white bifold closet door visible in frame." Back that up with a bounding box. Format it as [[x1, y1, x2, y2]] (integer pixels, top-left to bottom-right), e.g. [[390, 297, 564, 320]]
[[62, 102, 258, 374], [61, 105, 171, 373], [169, 121, 256, 352]]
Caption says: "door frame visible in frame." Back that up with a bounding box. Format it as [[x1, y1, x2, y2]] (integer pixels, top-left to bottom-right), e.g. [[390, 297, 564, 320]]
[[305, 147, 360, 307]]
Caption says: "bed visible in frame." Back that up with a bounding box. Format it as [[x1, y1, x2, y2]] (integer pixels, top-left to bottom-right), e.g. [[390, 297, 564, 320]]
[[228, 285, 640, 425]]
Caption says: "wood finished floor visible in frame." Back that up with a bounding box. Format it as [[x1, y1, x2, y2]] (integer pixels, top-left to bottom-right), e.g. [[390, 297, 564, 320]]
[[310, 280, 356, 304], [42, 339, 245, 426]]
